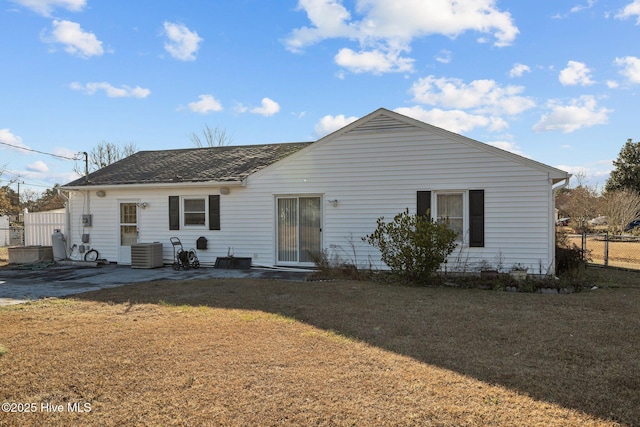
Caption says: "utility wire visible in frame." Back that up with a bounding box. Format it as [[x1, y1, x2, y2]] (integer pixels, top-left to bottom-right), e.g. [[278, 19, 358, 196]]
[[0, 140, 80, 160]]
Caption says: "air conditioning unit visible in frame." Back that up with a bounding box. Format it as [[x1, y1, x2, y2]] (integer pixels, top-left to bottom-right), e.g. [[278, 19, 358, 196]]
[[131, 243, 164, 269]]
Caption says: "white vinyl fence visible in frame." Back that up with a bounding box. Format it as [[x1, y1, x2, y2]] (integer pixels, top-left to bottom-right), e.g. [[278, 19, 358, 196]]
[[0, 215, 10, 246], [23, 208, 66, 247]]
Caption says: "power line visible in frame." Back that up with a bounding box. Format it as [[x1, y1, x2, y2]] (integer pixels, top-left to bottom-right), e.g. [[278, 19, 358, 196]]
[[0, 140, 80, 160], [0, 178, 60, 189]]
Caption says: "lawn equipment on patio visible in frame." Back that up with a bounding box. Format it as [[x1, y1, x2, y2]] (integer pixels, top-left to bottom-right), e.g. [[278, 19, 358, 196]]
[[170, 237, 200, 270]]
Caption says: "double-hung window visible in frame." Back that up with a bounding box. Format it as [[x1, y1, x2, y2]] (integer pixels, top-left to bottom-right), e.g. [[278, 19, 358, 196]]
[[436, 193, 464, 240], [417, 190, 484, 247], [169, 195, 221, 231], [183, 198, 206, 226]]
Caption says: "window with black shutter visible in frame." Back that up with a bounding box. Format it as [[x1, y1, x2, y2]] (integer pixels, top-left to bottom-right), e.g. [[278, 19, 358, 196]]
[[417, 191, 431, 217], [469, 190, 484, 247], [416, 189, 484, 247], [168, 195, 221, 230], [209, 195, 220, 230], [169, 196, 180, 230]]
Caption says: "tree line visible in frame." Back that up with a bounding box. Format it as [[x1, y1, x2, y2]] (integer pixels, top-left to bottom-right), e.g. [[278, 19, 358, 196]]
[[557, 139, 640, 234]]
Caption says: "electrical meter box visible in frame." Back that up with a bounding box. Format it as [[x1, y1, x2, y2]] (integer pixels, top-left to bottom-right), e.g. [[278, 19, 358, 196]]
[[82, 214, 93, 226]]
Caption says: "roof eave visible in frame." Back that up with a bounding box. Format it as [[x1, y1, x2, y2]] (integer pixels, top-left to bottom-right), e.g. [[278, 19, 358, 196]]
[[62, 180, 245, 191]]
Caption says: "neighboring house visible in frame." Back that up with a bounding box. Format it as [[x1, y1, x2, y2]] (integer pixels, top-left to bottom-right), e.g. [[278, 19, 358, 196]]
[[61, 108, 570, 274]]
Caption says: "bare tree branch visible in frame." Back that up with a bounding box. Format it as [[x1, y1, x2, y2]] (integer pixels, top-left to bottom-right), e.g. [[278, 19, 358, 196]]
[[73, 141, 138, 175], [190, 125, 233, 147]]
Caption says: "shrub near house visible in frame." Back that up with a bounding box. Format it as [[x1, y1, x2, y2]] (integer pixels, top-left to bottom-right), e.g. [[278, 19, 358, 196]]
[[364, 209, 457, 284]]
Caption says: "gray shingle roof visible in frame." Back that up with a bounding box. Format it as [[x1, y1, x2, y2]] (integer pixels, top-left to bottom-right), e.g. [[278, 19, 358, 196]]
[[64, 142, 311, 187]]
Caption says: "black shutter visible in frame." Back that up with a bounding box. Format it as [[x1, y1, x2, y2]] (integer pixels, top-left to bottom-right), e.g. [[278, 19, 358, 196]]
[[469, 190, 484, 247], [417, 191, 431, 218], [169, 196, 180, 230], [209, 195, 220, 230]]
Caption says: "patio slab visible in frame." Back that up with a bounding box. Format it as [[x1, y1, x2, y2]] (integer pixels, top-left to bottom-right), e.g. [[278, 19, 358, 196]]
[[0, 262, 313, 306]]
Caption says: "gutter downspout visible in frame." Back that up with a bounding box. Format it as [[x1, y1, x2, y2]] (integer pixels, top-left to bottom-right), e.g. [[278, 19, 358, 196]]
[[57, 187, 71, 259], [550, 176, 571, 276]]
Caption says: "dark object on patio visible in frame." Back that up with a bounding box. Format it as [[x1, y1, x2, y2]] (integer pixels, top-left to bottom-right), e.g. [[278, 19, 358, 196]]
[[214, 257, 252, 269]]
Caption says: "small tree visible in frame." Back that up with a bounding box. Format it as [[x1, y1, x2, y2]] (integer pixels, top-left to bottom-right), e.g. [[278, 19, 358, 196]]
[[562, 184, 599, 232], [364, 209, 457, 284]]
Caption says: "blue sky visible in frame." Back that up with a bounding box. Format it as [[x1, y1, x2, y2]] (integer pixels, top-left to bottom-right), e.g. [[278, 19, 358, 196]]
[[2, 0, 640, 195]]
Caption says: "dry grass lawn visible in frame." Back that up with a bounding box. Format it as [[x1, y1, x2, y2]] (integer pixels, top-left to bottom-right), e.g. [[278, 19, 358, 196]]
[[568, 235, 640, 269], [0, 266, 639, 426]]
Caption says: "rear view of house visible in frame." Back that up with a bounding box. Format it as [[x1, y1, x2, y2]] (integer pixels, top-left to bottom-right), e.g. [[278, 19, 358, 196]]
[[61, 108, 570, 275]]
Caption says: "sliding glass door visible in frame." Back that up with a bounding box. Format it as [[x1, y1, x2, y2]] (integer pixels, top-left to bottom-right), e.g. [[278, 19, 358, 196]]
[[277, 196, 321, 264]]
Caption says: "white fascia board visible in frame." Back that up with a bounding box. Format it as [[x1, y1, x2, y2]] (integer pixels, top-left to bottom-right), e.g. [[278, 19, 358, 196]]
[[62, 180, 244, 191]]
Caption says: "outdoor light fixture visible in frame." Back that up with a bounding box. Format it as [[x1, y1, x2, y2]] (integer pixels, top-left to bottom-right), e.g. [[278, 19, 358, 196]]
[[328, 199, 339, 207], [220, 187, 230, 195], [96, 190, 106, 197]]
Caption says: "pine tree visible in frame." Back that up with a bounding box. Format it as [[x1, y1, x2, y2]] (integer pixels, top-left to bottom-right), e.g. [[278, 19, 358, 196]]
[[605, 139, 640, 194]]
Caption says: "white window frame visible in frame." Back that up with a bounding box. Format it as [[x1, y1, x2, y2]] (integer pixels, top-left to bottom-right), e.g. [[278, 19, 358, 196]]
[[432, 190, 467, 245], [182, 196, 207, 228]]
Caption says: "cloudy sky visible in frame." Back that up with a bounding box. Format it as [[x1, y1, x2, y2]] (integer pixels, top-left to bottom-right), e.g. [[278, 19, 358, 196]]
[[2, 0, 640, 194]]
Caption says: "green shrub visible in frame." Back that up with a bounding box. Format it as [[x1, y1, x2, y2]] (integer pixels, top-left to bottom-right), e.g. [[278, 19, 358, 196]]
[[364, 209, 457, 284]]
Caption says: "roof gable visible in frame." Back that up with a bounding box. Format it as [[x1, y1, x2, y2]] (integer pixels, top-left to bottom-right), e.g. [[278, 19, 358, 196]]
[[254, 108, 569, 183]]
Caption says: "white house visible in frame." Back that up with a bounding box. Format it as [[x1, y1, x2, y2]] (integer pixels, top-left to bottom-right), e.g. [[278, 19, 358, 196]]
[[61, 108, 570, 275]]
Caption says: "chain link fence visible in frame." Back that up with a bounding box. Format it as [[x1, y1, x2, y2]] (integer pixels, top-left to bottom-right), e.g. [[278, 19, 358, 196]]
[[0, 226, 25, 247], [570, 233, 640, 270]]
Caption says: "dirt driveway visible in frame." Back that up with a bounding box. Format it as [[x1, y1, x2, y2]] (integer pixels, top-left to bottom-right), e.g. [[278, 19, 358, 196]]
[[0, 262, 311, 306]]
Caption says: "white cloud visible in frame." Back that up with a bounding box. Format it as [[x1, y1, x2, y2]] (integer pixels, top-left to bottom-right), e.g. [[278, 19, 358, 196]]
[[314, 114, 358, 136], [334, 47, 414, 74], [27, 160, 49, 173], [285, 0, 518, 74], [616, 0, 640, 24], [42, 20, 103, 58], [188, 95, 223, 114], [10, 0, 85, 16], [614, 56, 640, 84], [0, 129, 29, 152], [250, 98, 281, 117], [394, 106, 508, 133], [163, 22, 202, 61], [233, 103, 249, 114], [410, 75, 535, 115], [533, 95, 612, 133], [285, 0, 357, 53], [570, 0, 596, 14], [559, 61, 594, 86], [70, 82, 151, 98], [509, 63, 530, 78], [435, 49, 452, 64]]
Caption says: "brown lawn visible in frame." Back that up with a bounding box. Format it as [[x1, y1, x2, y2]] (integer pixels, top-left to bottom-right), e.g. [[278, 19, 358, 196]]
[[1, 267, 639, 426]]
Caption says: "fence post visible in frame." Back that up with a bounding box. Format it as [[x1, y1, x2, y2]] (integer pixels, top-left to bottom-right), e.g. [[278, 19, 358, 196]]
[[604, 232, 609, 268]]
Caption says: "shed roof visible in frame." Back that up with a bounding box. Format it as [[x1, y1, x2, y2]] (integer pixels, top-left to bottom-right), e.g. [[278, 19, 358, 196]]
[[63, 142, 311, 187]]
